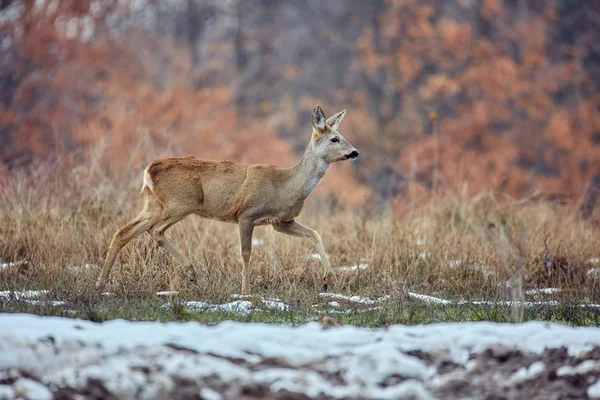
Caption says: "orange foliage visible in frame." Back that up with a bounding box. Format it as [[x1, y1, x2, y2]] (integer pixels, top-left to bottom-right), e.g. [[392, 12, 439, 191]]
[[1, 0, 599, 210]]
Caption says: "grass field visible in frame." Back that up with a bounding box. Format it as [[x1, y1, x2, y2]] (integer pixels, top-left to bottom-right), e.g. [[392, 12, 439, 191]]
[[1, 147, 600, 327]]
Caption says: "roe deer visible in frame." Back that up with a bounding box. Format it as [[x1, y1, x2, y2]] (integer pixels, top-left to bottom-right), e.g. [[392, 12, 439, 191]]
[[95, 105, 359, 295]]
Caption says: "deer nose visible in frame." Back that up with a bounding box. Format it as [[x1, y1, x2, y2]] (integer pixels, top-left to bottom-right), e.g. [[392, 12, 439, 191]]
[[347, 150, 359, 160]]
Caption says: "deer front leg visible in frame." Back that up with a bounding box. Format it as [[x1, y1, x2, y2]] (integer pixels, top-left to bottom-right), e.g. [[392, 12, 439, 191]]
[[272, 220, 335, 291], [238, 220, 255, 296]]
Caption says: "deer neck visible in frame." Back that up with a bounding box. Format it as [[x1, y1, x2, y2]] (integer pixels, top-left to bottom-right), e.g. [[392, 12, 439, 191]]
[[291, 142, 329, 199]]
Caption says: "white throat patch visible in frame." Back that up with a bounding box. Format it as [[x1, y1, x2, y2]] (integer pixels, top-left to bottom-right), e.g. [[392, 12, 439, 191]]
[[304, 160, 329, 197]]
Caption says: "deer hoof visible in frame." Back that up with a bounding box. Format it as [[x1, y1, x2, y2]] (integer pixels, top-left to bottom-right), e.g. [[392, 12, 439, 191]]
[[94, 280, 104, 292], [91, 284, 104, 301], [322, 275, 330, 292], [187, 274, 200, 287]]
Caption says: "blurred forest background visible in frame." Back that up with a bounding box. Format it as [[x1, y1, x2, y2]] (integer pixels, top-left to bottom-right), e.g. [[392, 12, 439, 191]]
[[1, 0, 599, 212]]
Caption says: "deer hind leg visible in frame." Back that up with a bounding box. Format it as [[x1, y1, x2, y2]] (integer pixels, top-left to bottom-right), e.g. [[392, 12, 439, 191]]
[[148, 210, 199, 284], [96, 214, 158, 291], [272, 220, 335, 291], [96, 189, 163, 291]]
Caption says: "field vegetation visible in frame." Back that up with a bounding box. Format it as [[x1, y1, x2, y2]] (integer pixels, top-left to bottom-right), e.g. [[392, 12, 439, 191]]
[[1, 143, 599, 326]]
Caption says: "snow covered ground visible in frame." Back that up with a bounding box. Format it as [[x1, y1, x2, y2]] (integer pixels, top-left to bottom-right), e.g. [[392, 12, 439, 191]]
[[1, 314, 600, 399]]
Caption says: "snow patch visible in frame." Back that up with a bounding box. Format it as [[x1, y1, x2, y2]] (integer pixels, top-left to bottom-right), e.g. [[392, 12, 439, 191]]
[[1, 37, 11, 50], [0, 385, 14, 399], [166, 295, 291, 314], [407, 291, 600, 309], [261, 299, 290, 311], [588, 268, 600, 278], [319, 293, 389, 305], [179, 300, 254, 315], [506, 361, 545, 385], [589, 380, 600, 399], [230, 294, 289, 311], [12, 378, 52, 400], [0, 260, 29, 271], [337, 263, 368, 272], [525, 288, 561, 295], [156, 291, 179, 296], [68, 263, 97, 272], [408, 292, 452, 305], [322, 306, 384, 315], [0, 2, 24, 24], [200, 387, 223, 400], [557, 360, 600, 376], [2, 315, 600, 398], [0, 290, 64, 306], [0, 290, 50, 299]]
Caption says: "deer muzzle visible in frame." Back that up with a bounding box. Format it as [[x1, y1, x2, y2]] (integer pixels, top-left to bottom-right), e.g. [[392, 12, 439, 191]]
[[346, 150, 359, 160]]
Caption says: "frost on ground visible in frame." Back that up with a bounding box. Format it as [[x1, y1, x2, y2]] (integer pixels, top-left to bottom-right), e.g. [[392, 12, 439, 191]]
[[1, 315, 600, 399], [0, 291, 65, 307], [0, 260, 29, 272], [68, 263, 98, 272], [525, 288, 561, 296], [318, 292, 389, 306], [176, 300, 255, 315], [4, 288, 600, 315], [336, 263, 369, 272], [160, 294, 291, 314], [406, 291, 600, 309]]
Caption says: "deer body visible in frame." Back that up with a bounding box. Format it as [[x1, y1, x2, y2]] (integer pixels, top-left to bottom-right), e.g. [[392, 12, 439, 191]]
[[95, 106, 359, 294], [146, 158, 319, 225]]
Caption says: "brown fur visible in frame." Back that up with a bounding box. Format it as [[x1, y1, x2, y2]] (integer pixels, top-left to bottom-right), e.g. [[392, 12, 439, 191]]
[[95, 106, 359, 294]]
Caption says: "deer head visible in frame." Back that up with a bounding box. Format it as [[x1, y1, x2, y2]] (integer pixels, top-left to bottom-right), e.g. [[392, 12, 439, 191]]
[[310, 105, 359, 164]]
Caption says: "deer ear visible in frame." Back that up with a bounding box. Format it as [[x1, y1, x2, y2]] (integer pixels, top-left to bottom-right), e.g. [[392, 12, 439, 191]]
[[326, 109, 346, 130], [311, 105, 326, 131]]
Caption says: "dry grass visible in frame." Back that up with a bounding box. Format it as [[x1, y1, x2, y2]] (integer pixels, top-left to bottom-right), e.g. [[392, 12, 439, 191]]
[[1, 142, 600, 313]]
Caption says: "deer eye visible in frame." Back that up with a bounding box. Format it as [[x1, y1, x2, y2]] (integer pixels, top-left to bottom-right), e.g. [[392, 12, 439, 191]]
[[331, 137, 339, 143]]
